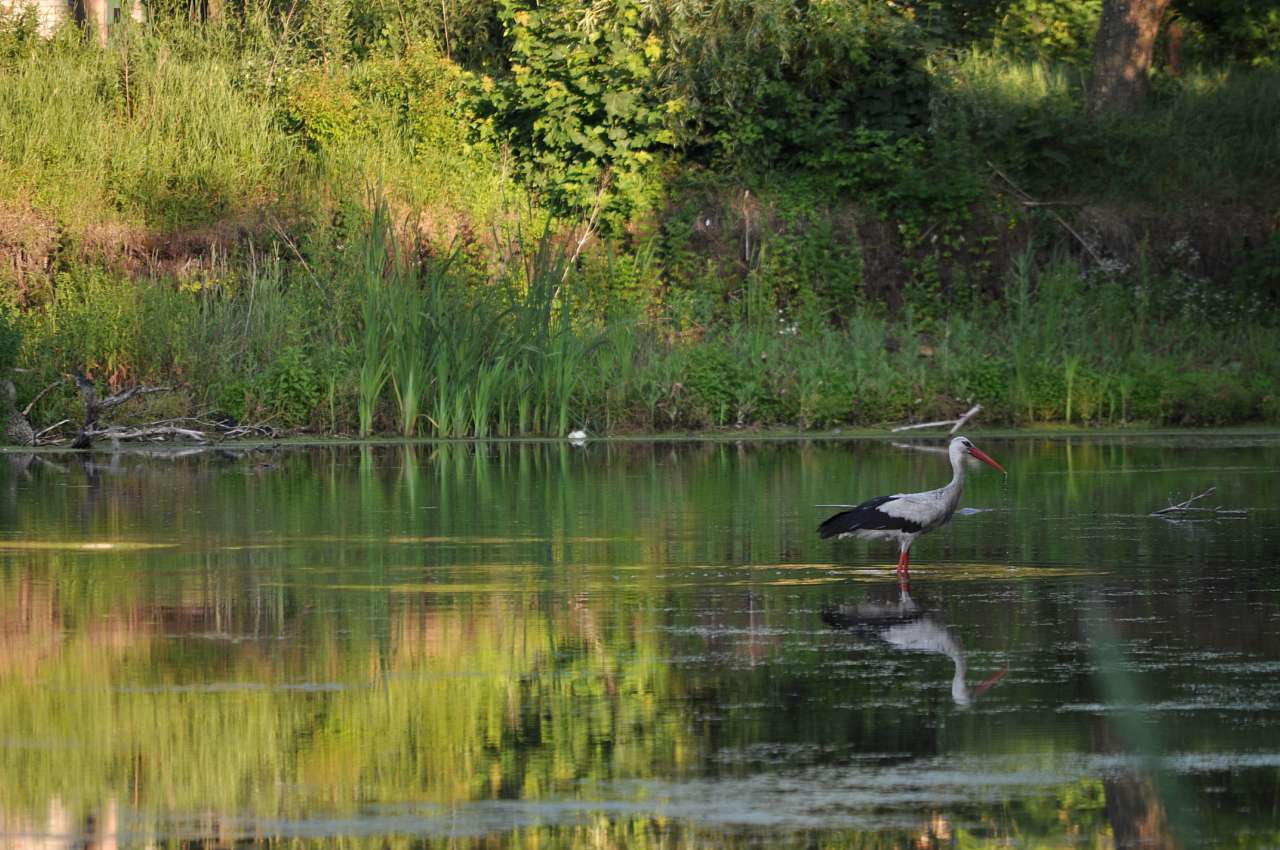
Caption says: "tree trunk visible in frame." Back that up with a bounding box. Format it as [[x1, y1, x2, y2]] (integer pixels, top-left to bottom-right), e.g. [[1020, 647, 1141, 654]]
[[1165, 17, 1185, 77], [83, 0, 109, 45], [1087, 0, 1172, 113]]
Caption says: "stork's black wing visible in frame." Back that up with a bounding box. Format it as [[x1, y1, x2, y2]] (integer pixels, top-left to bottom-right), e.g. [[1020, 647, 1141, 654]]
[[818, 494, 925, 538]]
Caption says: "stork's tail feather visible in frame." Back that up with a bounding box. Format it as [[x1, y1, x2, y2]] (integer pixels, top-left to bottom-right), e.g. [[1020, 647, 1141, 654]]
[[818, 510, 861, 539]]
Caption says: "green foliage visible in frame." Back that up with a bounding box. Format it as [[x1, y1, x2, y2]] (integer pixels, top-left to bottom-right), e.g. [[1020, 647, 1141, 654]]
[[655, 0, 930, 173], [349, 203, 608, 437], [0, 3, 41, 65], [1177, 0, 1280, 68], [37, 264, 141, 383], [466, 0, 672, 223], [284, 68, 362, 151], [2, 4, 1279, 437], [301, 0, 354, 67], [257, 343, 323, 427], [992, 0, 1103, 65], [0, 301, 21, 374]]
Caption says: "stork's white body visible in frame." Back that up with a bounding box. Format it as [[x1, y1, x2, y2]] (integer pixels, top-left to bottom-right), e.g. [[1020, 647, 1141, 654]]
[[819, 436, 1005, 586]]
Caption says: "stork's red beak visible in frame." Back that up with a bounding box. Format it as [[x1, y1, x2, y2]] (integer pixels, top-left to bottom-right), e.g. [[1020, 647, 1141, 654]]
[[968, 446, 1006, 475], [973, 667, 1009, 697]]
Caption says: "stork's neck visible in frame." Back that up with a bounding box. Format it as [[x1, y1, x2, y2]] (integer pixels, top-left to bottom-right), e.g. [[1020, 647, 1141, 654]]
[[943, 445, 968, 499]]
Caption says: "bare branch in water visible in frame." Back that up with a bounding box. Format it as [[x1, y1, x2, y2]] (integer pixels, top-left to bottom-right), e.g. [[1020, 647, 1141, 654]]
[[1152, 487, 1247, 517]]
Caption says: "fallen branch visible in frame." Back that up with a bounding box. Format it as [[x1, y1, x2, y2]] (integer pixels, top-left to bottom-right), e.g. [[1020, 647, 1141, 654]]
[[98, 385, 173, 413], [988, 162, 1106, 267], [86, 425, 208, 443], [33, 419, 70, 443], [1151, 487, 1246, 517], [71, 377, 174, 449], [22, 380, 63, 418], [46, 415, 277, 448], [891, 404, 982, 434]]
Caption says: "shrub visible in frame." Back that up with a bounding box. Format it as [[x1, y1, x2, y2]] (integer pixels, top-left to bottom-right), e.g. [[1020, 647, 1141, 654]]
[[284, 68, 362, 151], [466, 0, 673, 224], [257, 344, 323, 428]]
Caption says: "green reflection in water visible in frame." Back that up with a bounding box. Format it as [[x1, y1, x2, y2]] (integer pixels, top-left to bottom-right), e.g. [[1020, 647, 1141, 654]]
[[0, 436, 1277, 848]]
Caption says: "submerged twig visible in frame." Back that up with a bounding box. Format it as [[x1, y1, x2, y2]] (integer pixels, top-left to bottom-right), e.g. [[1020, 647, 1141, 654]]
[[1152, 487, 1246, 517]]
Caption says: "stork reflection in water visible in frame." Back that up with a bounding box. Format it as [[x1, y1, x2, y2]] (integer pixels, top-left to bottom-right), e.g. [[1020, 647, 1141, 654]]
[[822, 591, 1007, 707]]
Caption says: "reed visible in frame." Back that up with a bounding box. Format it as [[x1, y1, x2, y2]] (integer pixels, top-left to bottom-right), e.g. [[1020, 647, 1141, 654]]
[[356, 204, 395, 436]]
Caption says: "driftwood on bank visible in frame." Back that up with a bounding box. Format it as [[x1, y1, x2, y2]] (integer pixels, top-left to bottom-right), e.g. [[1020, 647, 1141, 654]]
[[28, 374, 278, 448], [890, 404, 983, 435], [71, 374, 174, 449], [1151, 487, 1246, 518], [47, 417, 278, 448]]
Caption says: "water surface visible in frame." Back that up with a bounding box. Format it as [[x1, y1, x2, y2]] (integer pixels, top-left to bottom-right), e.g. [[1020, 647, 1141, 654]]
[[2, 434, 1278, 848]]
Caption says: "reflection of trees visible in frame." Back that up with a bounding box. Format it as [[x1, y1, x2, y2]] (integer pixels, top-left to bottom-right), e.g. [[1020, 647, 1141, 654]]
[[0, 560, 694, 835], [0, 438, 1277, 846], [1105, 771, 1178, 849]]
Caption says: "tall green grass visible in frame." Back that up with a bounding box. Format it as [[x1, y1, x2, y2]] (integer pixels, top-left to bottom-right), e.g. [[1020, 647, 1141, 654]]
[[351, 206, 607, 438], [0, 23, 297, 229]]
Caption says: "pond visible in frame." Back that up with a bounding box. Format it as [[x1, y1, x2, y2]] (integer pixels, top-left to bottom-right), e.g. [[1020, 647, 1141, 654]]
[[1, 434, 1278, 848]]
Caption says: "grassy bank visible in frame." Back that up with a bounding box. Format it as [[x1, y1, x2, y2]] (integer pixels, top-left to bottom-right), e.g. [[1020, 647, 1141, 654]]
[[0, 8, 1277, 438]]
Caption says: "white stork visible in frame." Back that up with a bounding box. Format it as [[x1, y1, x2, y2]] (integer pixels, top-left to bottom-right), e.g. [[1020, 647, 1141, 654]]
[[818, 436, 1006, 586]]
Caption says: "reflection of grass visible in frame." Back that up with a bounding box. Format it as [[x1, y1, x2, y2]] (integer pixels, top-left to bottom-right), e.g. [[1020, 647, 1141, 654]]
[[0, 541, 177, 551], [0, 577, 692, 831]]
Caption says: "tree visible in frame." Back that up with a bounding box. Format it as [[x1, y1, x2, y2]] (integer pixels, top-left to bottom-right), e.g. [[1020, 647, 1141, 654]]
[[1087, 0, 1173, 112]]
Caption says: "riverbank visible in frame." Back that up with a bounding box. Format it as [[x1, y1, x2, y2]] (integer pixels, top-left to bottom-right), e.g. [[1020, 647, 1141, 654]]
[[1, 11, 1276, 440], [9, 426, 1280, 458]]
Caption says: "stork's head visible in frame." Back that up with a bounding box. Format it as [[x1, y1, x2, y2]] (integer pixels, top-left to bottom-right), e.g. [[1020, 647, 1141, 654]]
[[951, 436, 1006, 475]]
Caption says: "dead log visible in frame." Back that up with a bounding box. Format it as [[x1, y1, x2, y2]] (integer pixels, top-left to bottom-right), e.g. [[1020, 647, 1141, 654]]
[[70, 374, 173, 450], [86, 425, 208, 443]]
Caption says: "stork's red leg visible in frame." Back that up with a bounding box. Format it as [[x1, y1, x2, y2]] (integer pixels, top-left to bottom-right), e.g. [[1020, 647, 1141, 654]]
[[898, 548, 911, 591]]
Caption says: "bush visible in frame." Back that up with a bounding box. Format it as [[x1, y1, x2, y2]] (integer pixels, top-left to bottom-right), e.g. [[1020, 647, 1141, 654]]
[[257, 343, 323, 428], [466, 0, 673, 224], [657, 0, 930, 172], [284, 68, 362, 151]]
